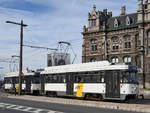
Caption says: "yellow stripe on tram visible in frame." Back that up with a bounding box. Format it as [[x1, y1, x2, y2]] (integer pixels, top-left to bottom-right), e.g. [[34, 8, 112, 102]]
[[76, 83, 83, 97], [16, 83, 19, 93]]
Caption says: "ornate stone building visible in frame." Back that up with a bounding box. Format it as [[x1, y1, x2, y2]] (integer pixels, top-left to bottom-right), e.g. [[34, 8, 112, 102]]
[[82, 0, 150, 88]]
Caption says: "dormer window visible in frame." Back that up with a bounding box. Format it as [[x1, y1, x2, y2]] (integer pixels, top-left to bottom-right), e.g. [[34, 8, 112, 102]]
[[126, 16, 131, 25], [114, 18, 118, 27]]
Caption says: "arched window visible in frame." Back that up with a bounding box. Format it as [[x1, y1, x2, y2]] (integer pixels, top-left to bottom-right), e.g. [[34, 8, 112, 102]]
[[91, 39, 98, 52], [147, 31, 150, 54], [114, 18, 118, 27], [111, 36, 119, 50], [123, 56, 131, 64], [111, 56, 119, 63], [124, 35, 131, 48], [126, 16, 131, 25], [90, 57, 96, 62]]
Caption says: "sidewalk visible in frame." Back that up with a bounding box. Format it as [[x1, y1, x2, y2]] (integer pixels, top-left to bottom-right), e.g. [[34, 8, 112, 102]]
[[139, 89, 150, 99], [6, 95, 150, 113]]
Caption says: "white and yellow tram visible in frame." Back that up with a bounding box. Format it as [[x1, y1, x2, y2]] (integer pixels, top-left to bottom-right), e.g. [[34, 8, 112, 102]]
[[40, 61, 139, 100]]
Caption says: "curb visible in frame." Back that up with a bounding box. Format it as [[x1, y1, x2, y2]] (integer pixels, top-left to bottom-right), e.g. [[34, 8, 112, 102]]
[[6, 95, 150, 113]]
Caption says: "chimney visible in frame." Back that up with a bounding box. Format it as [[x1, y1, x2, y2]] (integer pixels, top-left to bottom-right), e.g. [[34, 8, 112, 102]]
[[103, 9, 107, 15], [108, 12, 112, 17], [121, 5, 126, 16], [93, 4, 96, 11], [83, 25, 87, 32]]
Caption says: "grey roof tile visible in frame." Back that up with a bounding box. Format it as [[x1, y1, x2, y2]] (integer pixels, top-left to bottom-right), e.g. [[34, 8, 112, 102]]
[[106, 13, 137, 29]]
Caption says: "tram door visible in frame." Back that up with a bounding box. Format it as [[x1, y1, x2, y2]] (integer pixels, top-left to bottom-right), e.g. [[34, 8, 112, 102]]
[[66, 73, 74, 95], [26, 76, 31, 93], [40, 75, 45, 94], [105, 71, 120, 98]]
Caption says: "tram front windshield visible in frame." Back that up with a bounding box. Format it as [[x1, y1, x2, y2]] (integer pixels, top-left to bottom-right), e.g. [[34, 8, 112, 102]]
[[121, 71, 138, 83]]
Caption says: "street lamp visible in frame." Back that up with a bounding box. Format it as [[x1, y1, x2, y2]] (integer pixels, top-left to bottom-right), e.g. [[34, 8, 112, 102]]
[[6, 20, 28, 95], [12, 55, 20, 58]]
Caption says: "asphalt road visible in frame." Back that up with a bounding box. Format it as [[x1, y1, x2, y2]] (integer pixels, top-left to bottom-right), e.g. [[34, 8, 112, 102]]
[[0, 96, 143, 113]]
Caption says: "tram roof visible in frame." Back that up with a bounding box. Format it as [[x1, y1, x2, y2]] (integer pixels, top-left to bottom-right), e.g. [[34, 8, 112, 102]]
[[41, 61, 131, 74], [5, 70, 35, 77]]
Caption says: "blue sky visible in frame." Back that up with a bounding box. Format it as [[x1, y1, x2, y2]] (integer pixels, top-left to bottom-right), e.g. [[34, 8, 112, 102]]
[[0, 0, 52, 12], [0, 0, 138, 78]]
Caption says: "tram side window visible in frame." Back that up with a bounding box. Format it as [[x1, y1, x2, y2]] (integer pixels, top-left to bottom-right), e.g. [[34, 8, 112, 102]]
[[75, 76, 84, 83], [14, 77, 19, 84], [12, 77, 17, 84], [4, 78, 11, 84], [46, 74, 66, 83], [45, 75, 52, 83], [91, 75, 100, 83], [84, 75, 91, 83], [22, 77, 26, 84], [55, 74, 66, 83], [74, 71, 105, 83], [47, 75, 55, 83], [8, 78, 13, 84], [59, 75, 66, 83]]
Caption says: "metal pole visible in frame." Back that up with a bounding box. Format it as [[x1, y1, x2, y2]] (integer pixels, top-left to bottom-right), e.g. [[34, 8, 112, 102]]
[[18, 20, 23, 95], [6, 20, 27, 95]]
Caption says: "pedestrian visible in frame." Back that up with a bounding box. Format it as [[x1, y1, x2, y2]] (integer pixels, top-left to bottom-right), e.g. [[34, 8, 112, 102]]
[[14, 87, 16, 96]]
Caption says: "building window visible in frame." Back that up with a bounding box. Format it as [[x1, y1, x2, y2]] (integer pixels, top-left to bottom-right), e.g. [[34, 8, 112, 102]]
[[123, 56, 131, 64], [111, 56, 119, 63], [111, 36, 119, 50], [114, 18, 118, 27], [147, 31, 150, 54], [90, 57, 96, 62], [91, 39, 98, 52], [126, 16, 131, 25], [135, 34, 139, 48], [124, 35, 131, 48], [91, 19, 96, 27]]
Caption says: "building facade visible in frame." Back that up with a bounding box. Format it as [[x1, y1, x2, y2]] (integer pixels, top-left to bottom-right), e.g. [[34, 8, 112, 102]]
[[82, 0, 150, 88]]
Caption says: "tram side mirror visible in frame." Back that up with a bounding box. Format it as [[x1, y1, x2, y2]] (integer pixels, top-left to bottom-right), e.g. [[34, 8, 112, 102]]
[[102, 78, 104, 82]]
